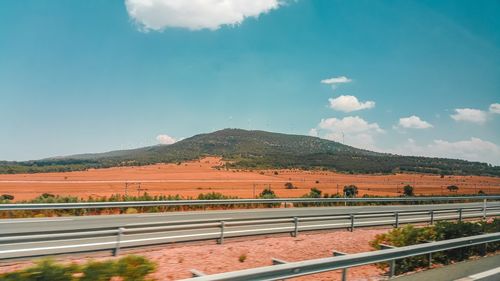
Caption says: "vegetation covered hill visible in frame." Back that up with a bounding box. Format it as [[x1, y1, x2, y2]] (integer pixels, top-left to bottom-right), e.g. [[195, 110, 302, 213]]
[[1, 129, 498, 176]]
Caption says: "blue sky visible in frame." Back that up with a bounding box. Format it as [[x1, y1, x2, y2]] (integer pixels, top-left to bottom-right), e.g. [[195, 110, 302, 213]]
[[1, 0, 499, 164]]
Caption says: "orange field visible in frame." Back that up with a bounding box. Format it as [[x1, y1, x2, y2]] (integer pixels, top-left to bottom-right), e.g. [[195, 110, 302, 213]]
[[0, 157, 499, 201]]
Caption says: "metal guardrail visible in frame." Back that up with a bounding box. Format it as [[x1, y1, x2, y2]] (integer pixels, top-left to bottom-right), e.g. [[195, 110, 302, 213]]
[[0, 196, 499, 210], [180, 232, 500, 281], [1, 205, 499, 260]]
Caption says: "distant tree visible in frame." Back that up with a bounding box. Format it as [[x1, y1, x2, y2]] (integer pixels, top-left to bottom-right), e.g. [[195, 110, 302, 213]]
[[284, 182, 296, 189], [447, 185, 459, 193], [307, 188, 322, 198], [478, 190, 486, 195], [0, 194, 14, 200], [403, 185, 415, 197], [41, 193, 55, 198], [343, 185, 358, 197], [259, 187, 276, 199]]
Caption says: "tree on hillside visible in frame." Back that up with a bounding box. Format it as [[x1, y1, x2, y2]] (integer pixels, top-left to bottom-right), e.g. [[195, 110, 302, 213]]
[[343, 185, 358, 197], [284, 182, 296, 189], [403, 185, 415, 197], [447, 185, 459, 193]]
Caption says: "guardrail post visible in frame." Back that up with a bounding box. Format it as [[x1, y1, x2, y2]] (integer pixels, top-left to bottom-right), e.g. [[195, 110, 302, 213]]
[[389, 259, 396, 277], [430, 210, 434, 225], [483, 242, 488, 256], [350, 214, 355, 232], [191, 269, 206, 277], [423, 240, 434, 268], [394, 212, 399, 228], [218, 221, 225, 244], [271, 258, 289, 281], [380, 244, 397, 278], [271, 258, 288, 281], [114, 227, 124, 256], [292, 217, 299, 237], [483, 199, 487, 219], [333, 251, 348, 281], [458, 208, 463, 222], [272, 258, 288, 265]]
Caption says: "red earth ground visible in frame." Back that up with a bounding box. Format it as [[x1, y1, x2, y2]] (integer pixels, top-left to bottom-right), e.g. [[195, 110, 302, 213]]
[[0, 157, 499, 201]]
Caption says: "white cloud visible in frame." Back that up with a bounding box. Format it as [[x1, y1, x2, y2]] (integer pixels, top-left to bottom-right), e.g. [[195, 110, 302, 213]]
[[308, 128, 318, 137], [389, 137, 500, 165], [489, 103, 500, 114], [156, 134, 176, 145], [321, 76, 352, 85], [397, 115, 433, 129], [314, 116, 383, 150], [319, 116, 383, 133], [320, 76, 352, 90], [450, 108, 487, 124], [125, 0, 283, 31], [328, 95, 375, 112]]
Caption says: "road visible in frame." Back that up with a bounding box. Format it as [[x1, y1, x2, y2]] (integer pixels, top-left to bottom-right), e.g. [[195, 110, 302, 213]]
[[1, 202, 497, 235], [0, 202, 499, 260], [0, 202, 497, 235]]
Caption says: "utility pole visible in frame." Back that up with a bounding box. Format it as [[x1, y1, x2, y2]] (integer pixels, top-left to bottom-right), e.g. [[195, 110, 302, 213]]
[[343, 184, 347, 206], [136, 183, 147, 197]]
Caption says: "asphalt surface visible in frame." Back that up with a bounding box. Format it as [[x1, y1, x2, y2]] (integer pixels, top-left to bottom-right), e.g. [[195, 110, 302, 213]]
[[1, 202, 497, 235], [0, 202, 499, 260], [393, 254, 500, 281]]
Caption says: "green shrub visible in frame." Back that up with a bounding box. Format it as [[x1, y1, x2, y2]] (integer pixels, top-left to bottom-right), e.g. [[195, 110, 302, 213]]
[[0, 255, 156, 281], [238, 253, 247, 263], [447, 185, 459, 193], [293, 188, 324, 207], [0, 271, 25, 281], [433, 221, 486, 262], [371, 225, 435, 274], [371, 225, 435, 249], [41, 193, 55, 199], [80, 260, 116, 281], [370, 219, 500, 276], [22, 259, 78, 281], [116, 255, 156, 281], [403, 185, 414, 197], [258, 188, 276, 198], [0, 194, 14, 200], [125, 208, 139, 214], [257, 188, 279, 208]]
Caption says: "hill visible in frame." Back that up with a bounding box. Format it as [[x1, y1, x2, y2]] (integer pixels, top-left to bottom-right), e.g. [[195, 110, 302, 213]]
[[0, 129, 498, 176]]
